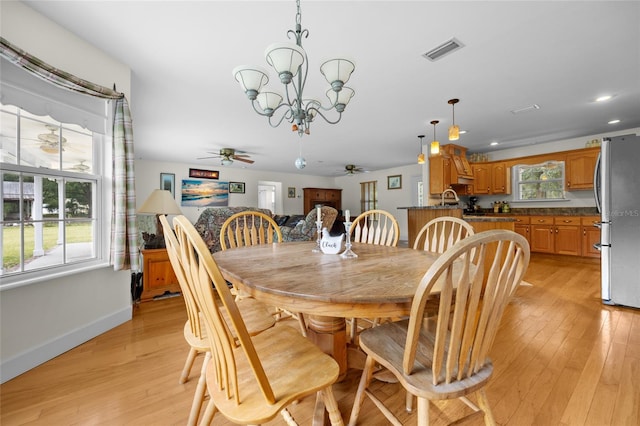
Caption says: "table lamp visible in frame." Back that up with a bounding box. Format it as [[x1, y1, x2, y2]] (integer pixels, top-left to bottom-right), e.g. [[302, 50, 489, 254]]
[[137, 189, 182, 248]]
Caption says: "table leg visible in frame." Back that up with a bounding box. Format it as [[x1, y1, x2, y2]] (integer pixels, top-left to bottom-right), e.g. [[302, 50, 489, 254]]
[[306, 315, 348, 380]]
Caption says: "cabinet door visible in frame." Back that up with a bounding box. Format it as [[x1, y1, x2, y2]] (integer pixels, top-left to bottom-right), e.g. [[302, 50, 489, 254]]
[[565, 150, 598, 191], [491, 162, 509, 194], [429, 157, 451, 194], [514, 224, 530, 245], [555, 225, 581, 256], [471, 164, 491, 194], [531, 225, 554, 253]]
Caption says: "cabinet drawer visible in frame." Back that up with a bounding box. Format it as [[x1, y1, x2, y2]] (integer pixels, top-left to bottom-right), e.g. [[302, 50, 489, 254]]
[[554, 216, 581, 226], [581, 216, 600, 227], [506, 215, 530, 224], [530, 216, 552, 225]]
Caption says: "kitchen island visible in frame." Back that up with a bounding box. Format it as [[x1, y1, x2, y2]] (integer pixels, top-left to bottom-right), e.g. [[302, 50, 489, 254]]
[[463, 215, 516, 233], [399, 206, 463, 248]]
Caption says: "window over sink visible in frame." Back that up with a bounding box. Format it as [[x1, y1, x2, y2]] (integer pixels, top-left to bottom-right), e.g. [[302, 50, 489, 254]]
[[512, 161, 565, 201]]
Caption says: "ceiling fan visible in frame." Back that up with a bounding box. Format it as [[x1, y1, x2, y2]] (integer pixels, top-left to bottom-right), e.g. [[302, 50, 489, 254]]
[[344, 164, 367, 175], [198, 148, 254, 165], [38, 124, 67, 153]]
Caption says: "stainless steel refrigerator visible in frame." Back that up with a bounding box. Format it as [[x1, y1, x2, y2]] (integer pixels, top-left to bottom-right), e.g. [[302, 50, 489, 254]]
[[594, 133, 640, 308]]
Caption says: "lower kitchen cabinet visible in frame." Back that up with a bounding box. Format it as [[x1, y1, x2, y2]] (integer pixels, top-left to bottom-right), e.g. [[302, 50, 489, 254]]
[[554, 216, 581, 256], [530, 216, 555, 253]]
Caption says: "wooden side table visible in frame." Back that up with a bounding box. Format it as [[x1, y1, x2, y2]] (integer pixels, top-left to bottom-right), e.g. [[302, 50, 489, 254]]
[[140, 248, 181, 301]]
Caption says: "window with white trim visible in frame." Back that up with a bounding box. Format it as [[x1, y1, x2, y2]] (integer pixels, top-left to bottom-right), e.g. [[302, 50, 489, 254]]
[[512, 161, 565, 201], [1, 104, 107, 278], [360, 181, 378, 212]]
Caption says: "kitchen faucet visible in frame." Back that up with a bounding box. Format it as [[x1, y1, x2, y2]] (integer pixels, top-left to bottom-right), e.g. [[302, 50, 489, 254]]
[[441, 188, 459, 206]]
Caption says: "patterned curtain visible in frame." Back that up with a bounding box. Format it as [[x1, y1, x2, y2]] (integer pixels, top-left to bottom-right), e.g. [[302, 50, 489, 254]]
[[0, 37, 139, 271]]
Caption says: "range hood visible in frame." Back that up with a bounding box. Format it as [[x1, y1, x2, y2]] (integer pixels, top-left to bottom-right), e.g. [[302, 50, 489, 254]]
[[443, 144, 474, 184]]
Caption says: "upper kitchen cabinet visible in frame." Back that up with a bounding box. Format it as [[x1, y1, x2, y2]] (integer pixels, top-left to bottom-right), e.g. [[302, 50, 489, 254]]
[[565, 148, 599, 191], [469, 162, 510, 195], [429, 144, 474, 194]]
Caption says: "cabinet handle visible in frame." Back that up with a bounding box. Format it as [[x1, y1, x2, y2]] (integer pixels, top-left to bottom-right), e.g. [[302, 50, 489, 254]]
[[538, 219, 545, 223], [556, 229, 559, 233], [563, 220, 571, 223], [567, 182, 571, 187]]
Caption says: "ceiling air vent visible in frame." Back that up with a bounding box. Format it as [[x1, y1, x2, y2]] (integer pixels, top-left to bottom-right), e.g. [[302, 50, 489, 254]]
[[422, 38, 464, 61]]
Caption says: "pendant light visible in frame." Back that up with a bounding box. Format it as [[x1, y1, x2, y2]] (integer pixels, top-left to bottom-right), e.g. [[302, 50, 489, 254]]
[[417, 135, 425, 164], [448, 98, 460, 141], [430, 120, 440, 155]]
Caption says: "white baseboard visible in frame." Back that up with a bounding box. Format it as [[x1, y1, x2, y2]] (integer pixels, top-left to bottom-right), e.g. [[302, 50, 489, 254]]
[[1, 306, 132, 384]]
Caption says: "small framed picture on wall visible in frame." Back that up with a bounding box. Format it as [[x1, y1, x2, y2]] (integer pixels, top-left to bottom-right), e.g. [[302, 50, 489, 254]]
[[288, 187, 296, 198], [229, 181, 245, 194], [387, 174, 402, 190], [160, 173, 175, 196]]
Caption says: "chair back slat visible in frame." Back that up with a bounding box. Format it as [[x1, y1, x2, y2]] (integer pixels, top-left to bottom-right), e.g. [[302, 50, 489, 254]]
[[413, 216, 475, 253], [220, 211, 282, 251], [350, 209, 399, 247], [173, 215, 276, 405], [402, 230, 530, 386]]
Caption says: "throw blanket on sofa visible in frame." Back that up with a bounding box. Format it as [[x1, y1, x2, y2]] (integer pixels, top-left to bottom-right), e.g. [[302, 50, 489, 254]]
[[194, 207, 273, 254]]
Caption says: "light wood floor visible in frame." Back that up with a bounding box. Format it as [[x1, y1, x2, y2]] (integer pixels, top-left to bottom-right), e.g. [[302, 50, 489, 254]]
[[2, 254, 639, 425]]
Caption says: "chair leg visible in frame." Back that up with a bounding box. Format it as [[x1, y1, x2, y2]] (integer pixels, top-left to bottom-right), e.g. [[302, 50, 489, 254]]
[[405, 391, 414, 412], [297, 313, 307, 337], [188, 351, 211, 426], [476, 389, 496, 426], [417, 397, 430, 426], [348, 356, 376, 426], [322, 386, 344, 426], [198, 398, 216, 426], [180, 347, 199, 384]]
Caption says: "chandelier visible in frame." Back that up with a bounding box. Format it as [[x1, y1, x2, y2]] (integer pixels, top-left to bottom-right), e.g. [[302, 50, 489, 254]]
[[232, 0, 355, 137]]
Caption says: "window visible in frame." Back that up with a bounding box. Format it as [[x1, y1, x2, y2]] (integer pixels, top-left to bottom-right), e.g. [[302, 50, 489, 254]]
[[1, 104, 105, 279], [512, 161, 565, 201], [360, 181, 377, 212]]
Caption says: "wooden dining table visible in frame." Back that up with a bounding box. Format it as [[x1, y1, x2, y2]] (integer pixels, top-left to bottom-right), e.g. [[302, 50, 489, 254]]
[[213, 240, 442, 378]]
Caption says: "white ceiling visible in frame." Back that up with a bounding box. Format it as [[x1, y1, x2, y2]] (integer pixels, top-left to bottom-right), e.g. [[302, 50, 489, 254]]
[[23, 1, 640, 176]]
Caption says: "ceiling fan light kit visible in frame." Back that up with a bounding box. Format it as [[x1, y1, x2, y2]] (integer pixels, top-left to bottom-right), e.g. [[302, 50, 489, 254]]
[[232, 0, 355, 137]]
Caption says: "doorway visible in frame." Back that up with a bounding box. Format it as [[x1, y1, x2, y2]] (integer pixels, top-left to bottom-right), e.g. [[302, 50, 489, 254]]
[[258, 180, 283, 214]]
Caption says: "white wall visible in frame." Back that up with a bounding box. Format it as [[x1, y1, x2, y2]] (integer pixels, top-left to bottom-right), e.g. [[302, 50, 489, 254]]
[[0, 1, 132, 383]]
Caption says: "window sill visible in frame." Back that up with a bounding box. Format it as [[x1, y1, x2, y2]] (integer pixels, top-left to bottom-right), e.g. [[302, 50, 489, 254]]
[[0, 260, 111, 291]]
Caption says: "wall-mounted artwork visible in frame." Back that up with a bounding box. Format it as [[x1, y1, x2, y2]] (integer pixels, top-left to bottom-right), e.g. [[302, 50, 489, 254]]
[[188, 168, 219, 179], [181, 179, 229, 207]]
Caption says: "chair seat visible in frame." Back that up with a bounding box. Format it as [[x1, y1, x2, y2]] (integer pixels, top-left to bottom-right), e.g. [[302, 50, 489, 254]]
[[183, 319, 208, 352], [206, 326, 340, 424], [359, 319, 493, 400]]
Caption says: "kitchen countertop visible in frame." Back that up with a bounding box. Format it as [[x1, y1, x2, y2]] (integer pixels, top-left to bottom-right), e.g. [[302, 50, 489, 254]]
[[397, 205, 462, 210], [463, 215, 516, 222]]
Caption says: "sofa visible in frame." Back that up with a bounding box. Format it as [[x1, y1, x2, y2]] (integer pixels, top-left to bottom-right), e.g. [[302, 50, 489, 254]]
[[193, 206, 338, 254]]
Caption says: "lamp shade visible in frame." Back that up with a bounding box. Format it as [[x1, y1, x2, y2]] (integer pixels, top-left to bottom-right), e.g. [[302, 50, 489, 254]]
[[232, 65, 269, 96], [265, 42, 305, 83], [449, 124, 460, 141], [326, 87, 355, 112], [320, 58, 355, 89], [417, 153, 425, 164], [137, 189, 182, 215], [256, 91, 283, 114], [431, 141, 440, 155]]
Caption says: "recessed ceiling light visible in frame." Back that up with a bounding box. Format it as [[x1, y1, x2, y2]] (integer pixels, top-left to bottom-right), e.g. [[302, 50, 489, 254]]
[[490, 141, 499, 146], [459, 130, 467, 135], [608, 119, 620, 124], [596, 95, 613, 102], [510, 104, 540, 114]]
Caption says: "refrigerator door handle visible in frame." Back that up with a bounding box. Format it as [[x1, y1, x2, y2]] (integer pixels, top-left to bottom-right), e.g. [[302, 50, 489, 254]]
[[594, 151, 602, 213]]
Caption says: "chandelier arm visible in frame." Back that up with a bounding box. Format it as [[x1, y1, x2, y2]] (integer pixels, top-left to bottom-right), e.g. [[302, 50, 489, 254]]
[[266, 106, 294, 128], [312, 109, 343, 125]]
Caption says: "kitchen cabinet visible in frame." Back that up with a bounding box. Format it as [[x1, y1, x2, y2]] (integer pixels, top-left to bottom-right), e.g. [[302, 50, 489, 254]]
[[429, 156, 452, 194], [554, 216, 581, 256], [565, 148, 599, 191], [530, 216, 555, 253], [491, 162, 510, 194], [405, 207, 463, 248], [471, 164, 491, 194], [581, 215, 601, 258], [303, 188, 342, 214], [506, 215, 531, 245], [141, 248, 181, 301]]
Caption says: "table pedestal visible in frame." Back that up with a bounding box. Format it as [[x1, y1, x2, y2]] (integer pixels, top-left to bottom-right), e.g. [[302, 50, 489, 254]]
[[306, 315, 348, 380]]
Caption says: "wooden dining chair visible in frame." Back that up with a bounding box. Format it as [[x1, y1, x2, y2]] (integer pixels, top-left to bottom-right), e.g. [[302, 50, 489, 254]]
[[347, 209, 400, 342], [349, 209, 400, 247], [349, 230, 530, 426], [173, 215, 345, 426], [220, 210, 307, 336], [413, 216, 475, 253], [159, 215, 275, 426]]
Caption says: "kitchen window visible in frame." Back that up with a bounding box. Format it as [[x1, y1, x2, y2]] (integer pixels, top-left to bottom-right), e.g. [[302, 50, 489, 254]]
[[512, 161, 565, 201]]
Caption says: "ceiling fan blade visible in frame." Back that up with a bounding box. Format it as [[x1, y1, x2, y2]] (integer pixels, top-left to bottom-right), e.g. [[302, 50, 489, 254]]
[[197, 155, 220, 160], [233, 156, 254, 164]]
